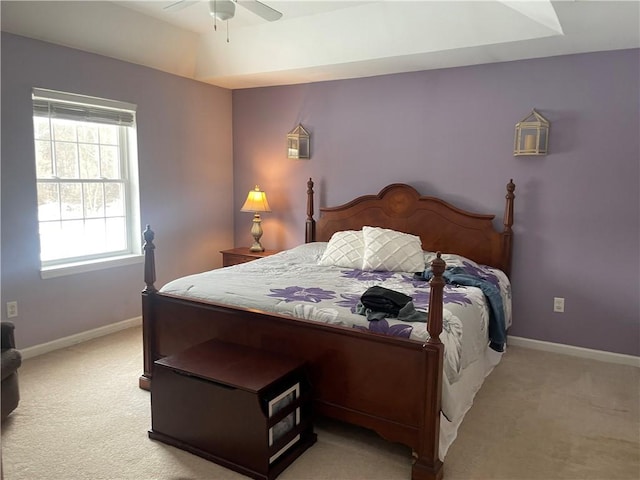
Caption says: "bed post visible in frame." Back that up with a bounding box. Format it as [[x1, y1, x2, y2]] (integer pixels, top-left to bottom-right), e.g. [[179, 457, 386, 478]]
[[413, 253, 445, 480], [139, 225, 157, 390], [142, 225, 157, 294], [502, 179, 515, 276], [305, 178, 316, 243], [426, 253, 445, 344]]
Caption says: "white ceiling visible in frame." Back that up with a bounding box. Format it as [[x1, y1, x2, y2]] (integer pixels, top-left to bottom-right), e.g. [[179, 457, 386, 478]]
[[1, 1, 639, 90]]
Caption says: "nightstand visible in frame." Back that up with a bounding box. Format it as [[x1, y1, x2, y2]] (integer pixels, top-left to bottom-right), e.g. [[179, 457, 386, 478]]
[[220, 247, 280, 267]]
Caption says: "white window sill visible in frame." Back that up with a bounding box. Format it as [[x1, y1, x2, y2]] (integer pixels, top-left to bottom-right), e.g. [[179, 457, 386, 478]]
[[40, 254, 144, 279]]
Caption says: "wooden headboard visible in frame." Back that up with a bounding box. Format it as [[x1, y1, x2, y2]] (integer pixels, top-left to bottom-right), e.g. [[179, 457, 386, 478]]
[[305, 179, 515, 275]]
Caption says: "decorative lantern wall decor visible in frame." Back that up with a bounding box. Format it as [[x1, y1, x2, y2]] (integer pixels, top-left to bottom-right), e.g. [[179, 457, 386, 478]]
[[514, 109, 550, 156], [287, 124, 310, 159]]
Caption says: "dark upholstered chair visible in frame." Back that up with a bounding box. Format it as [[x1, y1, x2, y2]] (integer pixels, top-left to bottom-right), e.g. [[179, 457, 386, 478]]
[[1, 321, 21, 421]]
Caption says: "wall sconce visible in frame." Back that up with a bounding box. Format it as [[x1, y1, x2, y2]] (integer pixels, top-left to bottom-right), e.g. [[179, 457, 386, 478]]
[[514, 109, 550, 156], [287, 124, 310, 159], [240, 185, 271, 252]]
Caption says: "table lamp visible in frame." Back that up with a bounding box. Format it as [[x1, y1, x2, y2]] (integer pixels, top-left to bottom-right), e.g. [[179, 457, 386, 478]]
[[240, 185, 272, 252]]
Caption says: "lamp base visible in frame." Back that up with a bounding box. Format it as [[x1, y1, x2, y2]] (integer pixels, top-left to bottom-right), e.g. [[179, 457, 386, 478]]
[[249, 242, 265, 252], [249, 214, 265, 252]]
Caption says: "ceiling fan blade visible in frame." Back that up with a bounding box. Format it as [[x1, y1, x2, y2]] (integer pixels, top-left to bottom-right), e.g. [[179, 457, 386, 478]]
[[236, 0, 282, 21], [163, 0, 199, 12]]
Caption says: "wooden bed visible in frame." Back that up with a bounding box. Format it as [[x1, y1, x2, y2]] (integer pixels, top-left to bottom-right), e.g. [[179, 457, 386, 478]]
[[139, 178, 515, 480]]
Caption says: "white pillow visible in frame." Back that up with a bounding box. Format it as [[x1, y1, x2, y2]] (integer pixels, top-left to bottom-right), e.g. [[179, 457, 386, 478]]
[[318, 230, 365, 268], [362, 226, 425, 272]]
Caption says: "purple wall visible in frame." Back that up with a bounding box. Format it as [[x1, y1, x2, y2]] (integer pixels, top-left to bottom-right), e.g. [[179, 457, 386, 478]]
[[1, 33, 234, 349], [2, 31, 637, 357], [232, 49, 640, 356]]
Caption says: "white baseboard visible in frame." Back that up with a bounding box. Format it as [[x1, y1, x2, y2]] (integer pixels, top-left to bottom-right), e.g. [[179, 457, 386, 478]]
[[21, 316, 142, 360], [508, 335, 640, 368]]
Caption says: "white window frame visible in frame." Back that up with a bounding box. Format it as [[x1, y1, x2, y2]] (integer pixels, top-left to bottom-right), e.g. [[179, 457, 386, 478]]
[[32, 88, 142, 279]]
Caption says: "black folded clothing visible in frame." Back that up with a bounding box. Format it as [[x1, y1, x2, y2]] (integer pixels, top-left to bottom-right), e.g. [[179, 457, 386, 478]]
[[360, 286, 412, 316]]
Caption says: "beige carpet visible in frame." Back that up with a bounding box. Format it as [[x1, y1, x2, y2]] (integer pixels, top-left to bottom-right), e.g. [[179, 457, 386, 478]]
[[1, 326, 638, 480]]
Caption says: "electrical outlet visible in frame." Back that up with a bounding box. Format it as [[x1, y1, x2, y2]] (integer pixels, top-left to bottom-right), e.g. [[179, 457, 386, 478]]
[[6, 301, 18, 318], [553, 297, 565, 313]]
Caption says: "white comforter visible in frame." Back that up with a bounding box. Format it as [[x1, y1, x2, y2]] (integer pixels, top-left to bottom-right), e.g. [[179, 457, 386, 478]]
[[161, 242, 512, 389]]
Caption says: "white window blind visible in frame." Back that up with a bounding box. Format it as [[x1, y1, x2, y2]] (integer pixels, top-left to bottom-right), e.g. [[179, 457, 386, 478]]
[[33, 88, 137, 125]]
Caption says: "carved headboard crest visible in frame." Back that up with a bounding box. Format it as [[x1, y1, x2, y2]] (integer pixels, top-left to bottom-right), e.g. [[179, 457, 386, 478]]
[[305, 178, 515, 275]]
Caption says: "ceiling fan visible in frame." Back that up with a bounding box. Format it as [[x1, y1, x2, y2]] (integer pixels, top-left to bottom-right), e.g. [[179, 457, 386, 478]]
[[164, 0, 283, 23]]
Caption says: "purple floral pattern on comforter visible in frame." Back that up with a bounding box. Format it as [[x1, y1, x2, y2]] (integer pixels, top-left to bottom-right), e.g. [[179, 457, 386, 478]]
[[268, 286, 336, 303], [354, 319, 413, 338]]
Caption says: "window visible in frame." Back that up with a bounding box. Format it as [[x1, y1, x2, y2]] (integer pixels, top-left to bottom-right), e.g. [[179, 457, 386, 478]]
[[32, 88, 141, 278]]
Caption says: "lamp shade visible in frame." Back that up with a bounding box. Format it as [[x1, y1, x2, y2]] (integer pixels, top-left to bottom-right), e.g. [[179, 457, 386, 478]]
[[241, 186, 271, 213]]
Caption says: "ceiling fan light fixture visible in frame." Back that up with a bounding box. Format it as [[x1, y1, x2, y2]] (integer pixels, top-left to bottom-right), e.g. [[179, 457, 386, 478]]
[[209, 0, 235, 21]]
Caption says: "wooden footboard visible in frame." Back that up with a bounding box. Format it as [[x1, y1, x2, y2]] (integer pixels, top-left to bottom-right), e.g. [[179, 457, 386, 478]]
[[140, 233, 446, 480]]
